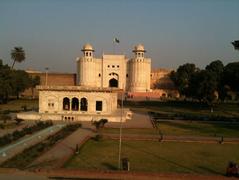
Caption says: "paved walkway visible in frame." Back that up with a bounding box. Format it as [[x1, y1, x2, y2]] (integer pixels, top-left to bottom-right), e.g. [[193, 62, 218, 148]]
[[105, 112, 153, 128], [28, 127, 95, 170], [0, 124, 65, 165]]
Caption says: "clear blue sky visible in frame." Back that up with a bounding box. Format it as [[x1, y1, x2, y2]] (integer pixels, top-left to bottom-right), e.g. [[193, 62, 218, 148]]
[[0, 0, 238, 73]]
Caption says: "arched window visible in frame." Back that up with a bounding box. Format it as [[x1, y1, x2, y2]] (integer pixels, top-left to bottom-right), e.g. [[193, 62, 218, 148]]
[[80, 98, 88, 111], [72, 97, 79, 111], [63, 97, 70, 110]]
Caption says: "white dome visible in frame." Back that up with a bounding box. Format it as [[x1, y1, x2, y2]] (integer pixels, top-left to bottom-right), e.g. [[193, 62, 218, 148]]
[[82, 43, 94, 51], [133, 44, 146, 52]]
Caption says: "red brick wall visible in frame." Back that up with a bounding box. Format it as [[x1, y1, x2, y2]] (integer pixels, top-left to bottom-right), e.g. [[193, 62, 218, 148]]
[[21, 72, 76, 98]]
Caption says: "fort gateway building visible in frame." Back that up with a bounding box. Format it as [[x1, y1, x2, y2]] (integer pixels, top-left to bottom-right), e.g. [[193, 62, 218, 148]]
[[18, 43, 152, 122]]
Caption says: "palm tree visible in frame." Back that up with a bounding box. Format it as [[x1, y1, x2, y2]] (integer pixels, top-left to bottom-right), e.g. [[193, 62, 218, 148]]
[[11, 47, 25, 69], [232, 40, 239, 50]]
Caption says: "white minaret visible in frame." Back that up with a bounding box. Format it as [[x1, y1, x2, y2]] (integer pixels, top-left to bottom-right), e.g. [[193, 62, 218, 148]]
[[129, 44, 151, 92], [77, 43, 96, 86]]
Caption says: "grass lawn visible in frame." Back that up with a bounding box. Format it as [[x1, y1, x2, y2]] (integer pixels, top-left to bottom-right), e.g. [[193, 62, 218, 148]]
[[101, 128, 157, 135], [65, 139, 239, 175], [0, 99, 38, 112], [102, 120, 239, 138], [158, 121, 239, 137], [126, 101, 239, 118]]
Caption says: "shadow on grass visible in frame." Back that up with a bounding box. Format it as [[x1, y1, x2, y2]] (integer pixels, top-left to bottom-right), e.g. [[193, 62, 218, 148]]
[[123, 142, 198, 174], [196, 165, 223, 175], [101, 162, 118, 170], [160, 121, 239, 137]]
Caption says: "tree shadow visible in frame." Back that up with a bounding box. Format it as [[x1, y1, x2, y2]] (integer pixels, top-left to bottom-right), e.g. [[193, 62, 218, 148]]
[[160, 121, 239, 137], [101, 162, 118, 170], [123, 142, 198, 173], [196, 165, 223, 175]]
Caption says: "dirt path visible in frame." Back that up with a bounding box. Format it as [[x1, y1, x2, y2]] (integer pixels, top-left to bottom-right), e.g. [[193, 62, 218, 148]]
[[28, 128, 95, 170]]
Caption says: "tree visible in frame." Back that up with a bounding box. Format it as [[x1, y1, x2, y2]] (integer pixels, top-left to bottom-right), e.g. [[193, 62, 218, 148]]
[[0, 60, 31, 102], [232, 40, 239, 50], [11, 47, 25, 69], [29, 76, 40, 99], [170, 63, 198, 97], [223, 62, 239, 92], [10, 70, 31, 99], [205, 60, 224, 99], [205, 60, 224, 79], [0, 62, 12, 103], [188, 70, 218, 111]]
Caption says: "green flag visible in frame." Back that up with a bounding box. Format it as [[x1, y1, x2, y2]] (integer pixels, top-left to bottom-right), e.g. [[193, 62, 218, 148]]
[[113, 38, 120, 43]]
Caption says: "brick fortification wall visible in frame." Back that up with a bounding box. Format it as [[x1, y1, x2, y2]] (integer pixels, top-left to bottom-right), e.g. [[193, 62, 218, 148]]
[[21, 71, 76, 98]]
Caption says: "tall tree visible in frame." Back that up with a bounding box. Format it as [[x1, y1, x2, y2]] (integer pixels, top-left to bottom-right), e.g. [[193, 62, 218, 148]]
[[29, 76, 40, 99], [11, 47, 25, 69], [10, 70, 31, 99], [170, 63, 198, 97], [223, 62, 239, 92], [232, 40, 239, 50], [0, 62, 12, 103], [205, 60, 224, 99]]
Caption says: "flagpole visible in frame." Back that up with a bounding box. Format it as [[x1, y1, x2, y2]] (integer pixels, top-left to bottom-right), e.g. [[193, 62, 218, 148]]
[[113, 40, 116, 55], [118, 85, 123, 170]]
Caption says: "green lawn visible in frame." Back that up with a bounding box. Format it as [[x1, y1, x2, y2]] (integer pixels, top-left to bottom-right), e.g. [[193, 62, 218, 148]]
[[65, 139, 239, 175], [101, 128, 157, 135], [158, 121, 239, 137], [0, 99, 38, 112], [126, 101, 239, 118], [102, 120, 239, 138]]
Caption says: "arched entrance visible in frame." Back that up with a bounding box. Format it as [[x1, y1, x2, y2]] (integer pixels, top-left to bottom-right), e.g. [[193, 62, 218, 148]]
[[109, 78, 118, 88], [80, 97, 88, 111], [71, 97, 79, 111], [63, 97, 70, 110]]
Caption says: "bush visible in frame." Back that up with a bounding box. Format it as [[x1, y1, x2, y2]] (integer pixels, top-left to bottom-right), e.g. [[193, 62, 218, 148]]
[[0, 120, 53, 148], [92, 134, 103, 141]]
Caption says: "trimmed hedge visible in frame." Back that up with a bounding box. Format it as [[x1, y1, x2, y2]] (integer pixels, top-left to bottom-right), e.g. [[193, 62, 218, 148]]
[[0, 121, 53, 147]]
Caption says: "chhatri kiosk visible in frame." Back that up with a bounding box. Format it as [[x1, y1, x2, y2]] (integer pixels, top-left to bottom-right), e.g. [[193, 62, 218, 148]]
[[17, 43, 151, 122]]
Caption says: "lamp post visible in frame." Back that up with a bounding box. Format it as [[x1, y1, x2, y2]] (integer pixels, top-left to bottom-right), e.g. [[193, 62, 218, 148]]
[[45, 67, 49, 86]]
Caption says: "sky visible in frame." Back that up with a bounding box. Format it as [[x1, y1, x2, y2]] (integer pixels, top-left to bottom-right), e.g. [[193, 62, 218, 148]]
[[0, 0, 238, 73]]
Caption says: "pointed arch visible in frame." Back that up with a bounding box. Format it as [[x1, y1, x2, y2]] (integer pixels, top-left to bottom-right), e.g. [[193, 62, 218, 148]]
[[109, 78, 118, 87], [63, 97, 70, 110], [80, 97, 88, 111], [72, 97, 79, 111]]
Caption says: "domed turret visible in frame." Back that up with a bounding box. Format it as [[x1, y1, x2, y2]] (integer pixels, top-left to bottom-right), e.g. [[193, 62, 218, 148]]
[[81, 43, 94, 57], [133, 44, 146, 52], [133, 44, 146, 58], [81, 43, 94, 52]]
